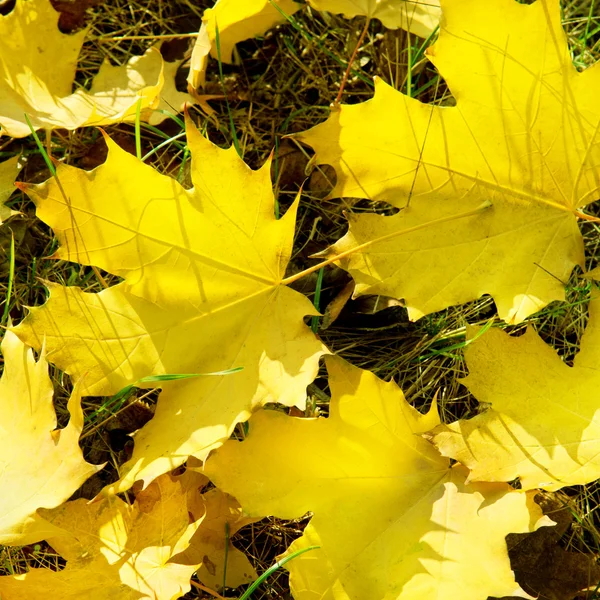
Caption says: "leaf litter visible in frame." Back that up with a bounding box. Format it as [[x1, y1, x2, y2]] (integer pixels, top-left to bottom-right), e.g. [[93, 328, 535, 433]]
[[1, 0, 600, 599]]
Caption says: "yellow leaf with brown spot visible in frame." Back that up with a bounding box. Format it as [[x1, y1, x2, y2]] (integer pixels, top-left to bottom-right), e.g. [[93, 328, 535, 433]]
[[175, 467, 258, 590], [0, 473, 199, 599]]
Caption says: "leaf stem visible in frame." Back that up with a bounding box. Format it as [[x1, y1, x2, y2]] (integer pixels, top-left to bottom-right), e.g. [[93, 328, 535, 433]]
[[574, 210, 600, 223], [281, 200, 492, 286], [222, 521, 230, 593], [135, 98, 142, 160]]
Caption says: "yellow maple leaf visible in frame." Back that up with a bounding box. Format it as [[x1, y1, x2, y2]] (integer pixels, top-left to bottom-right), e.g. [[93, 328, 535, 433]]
[[0, 330, 101, 546], [189, 0, 439, 88], [307, 0, 441, 38], [0, 156, 23, 223], [205, 356, 549, 600], [201, 0, 301, 65], [0, 0, 191, 137], [427, 296, 600, 491], [0, 473, 200, 599], [12, 118, 326, 493], [296, 0, 600, 324]]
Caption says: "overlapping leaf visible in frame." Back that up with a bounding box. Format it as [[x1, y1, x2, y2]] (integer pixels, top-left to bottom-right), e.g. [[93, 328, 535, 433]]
[[297, 0, 600, 323], [206, 356, 549, 600], [188, 0, 300, 91], [0, 0, 190, 137], [0, 331, 101, 546], [202, 0, 300, 64], [12, 118, 326, 493], [0, 473, 200, 599], [175, 465, 258, 590], [188, 0, 440, 90], [308, 0, 441, 38], [427, 296, 600, 491], [0, 156, 22, 223]]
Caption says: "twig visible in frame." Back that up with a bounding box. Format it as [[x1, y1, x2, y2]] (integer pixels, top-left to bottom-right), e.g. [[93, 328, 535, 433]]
[[334, 18, 371, 105]]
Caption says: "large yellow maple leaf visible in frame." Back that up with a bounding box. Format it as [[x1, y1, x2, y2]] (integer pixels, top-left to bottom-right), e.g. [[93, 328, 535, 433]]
[[12, 118, 326, 493], [0, 0, 189, 137], [297, 0, 600, 323], [205, 356, 549, 600], [427, 296, 600, 491], [0, 331, 101, 546], [0, 473, 201, 599]]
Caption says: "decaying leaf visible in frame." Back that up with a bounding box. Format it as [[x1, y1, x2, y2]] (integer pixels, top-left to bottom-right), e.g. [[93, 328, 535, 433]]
[[0, 473, 200, 599], [320, 280, 354, 329], [0, 331, 101, 546], [297, 0, 600, 323], [203, 0, 301, 64], [176, 466, 258, 590], [427, 296, 600, 491], [12, 117, 326, 493], [206, 355, 550, 600], [0, 0, 192, 137], [498, 493, 600, 600], [187, 22, 211, 91], [307, 0, 441, 38], [0, 156, 22, 223]]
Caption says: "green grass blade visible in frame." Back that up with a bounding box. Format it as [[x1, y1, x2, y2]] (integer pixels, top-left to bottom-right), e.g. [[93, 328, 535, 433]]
[[151, 109, 186, 129], [2, 231, 15, 326], [85, 368, 243, 423], [584, 0, 597, 46], [215, 21, 242, 157], [311, 267, 324, 333], [238, 545, 319, 600], [24, 115, 56, 177], [268, 1, 373, 87], [177, 146, 191, 183], [137, 368, 244, 384], [141, 132, 187, 162]]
